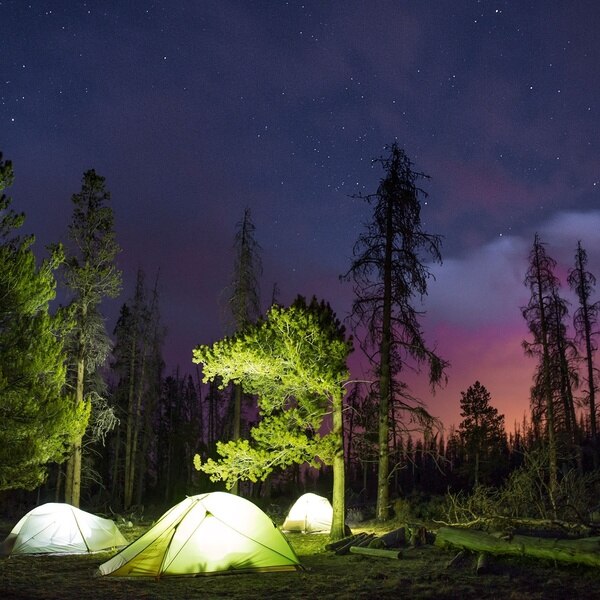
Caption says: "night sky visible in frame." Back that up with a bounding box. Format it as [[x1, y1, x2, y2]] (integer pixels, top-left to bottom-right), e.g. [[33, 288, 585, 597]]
[[3, 1, 600, 432]]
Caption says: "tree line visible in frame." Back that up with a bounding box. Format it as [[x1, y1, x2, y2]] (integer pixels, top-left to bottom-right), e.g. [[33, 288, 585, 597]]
[[1, 144, 599, 539]]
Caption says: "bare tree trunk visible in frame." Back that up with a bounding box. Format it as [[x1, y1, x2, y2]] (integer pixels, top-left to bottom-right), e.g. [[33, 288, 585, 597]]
[[64, 452, 73, 505], [376, 196, 394, 521], [65, 355, 85, 507], [345, 390, 356, 493], [208, 382, 216, 447], [135, 402, 153, 507], [126, 347, 146, 508], [534, 256, 558, 512], [55, 466, 63, 503], [585, 324, 598, 466], [331, 390, 346, 541], [552, 298, 577, 448], [230, 384, 242, 495], [164, 404, 173, 503], [569, 244, 598, 467], [111, 421, 122, 505], [195, 367, 205, 448], [123, 326, 137, 509]]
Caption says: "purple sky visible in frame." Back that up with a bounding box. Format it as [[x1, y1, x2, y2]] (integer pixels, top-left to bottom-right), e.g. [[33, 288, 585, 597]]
[[3, 1, 600, 431]]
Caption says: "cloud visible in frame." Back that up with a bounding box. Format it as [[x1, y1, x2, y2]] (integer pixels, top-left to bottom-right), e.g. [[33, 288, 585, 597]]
[[424, 235, 529, 329], [407, 209, 600, 428], [422, 209, 600, 329], [539, 210, 600, 260]]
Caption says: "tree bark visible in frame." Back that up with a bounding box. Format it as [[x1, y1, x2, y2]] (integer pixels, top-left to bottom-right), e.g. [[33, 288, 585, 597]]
[[376, 195, 394, 521], [65, 355, 85, 507], [123, 320, 137, 509], [330, 390, 346, 541], [230, 384, 242, 496], [369, 526, 407, 548], [349, 546, 402, 559], [126, 344, 146, 508], [533, 245, 558, 511], [476, 552, 490, 575], [576, 245, 598, 467], [334, 533, 371, 555]]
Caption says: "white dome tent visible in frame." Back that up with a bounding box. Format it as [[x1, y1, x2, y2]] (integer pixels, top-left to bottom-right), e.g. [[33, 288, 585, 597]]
[[281, 493, 333, 534], [1, 503, 127, 555]]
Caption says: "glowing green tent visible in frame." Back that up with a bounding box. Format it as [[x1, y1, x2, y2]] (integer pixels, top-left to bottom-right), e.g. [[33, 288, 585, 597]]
[[1, 503, 127, 555], [98, 492, 302, 577]]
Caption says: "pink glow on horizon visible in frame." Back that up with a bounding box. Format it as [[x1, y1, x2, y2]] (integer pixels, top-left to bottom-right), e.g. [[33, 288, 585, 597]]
[[347, 321, 537, 435]]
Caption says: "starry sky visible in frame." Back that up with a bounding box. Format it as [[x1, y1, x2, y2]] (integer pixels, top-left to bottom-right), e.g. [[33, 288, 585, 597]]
[[3, 1, 600, 432]]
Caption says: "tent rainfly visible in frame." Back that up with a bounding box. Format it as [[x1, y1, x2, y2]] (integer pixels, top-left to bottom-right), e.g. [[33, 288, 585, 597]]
[[1, 503, 127, 555], [98, 492, 302, 577], [281, 493, 333, 534]]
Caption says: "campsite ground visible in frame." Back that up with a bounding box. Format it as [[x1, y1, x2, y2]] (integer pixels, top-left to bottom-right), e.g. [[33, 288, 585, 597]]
[[2, 519, 600, 599]]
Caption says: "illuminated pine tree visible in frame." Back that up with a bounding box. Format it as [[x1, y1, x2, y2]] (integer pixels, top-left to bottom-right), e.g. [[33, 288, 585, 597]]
[[193, 296, 351, 540], [0, 153, 86, 491]]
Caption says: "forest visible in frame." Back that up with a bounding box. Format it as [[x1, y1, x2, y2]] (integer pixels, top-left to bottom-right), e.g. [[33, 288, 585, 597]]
[[2, 142, 600, 595]]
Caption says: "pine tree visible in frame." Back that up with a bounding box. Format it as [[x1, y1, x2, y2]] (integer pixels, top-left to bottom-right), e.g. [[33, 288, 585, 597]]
[[193, 296, 351, 540], [227, 207, 262, 331], [0, 153, 86, 491], [225, 207, 262, 494], [546, 291, 579, 448], [458, 381, 506, 487], [156, 373, 203, 503], [343, 383, 379, 496], [343, 142, 447, 520], [62, 169, 122, 507], [110, 269, 163, 508], [522, 234, 560, 509], [568, 241, 600, 465], [444, 426, 463, 487]]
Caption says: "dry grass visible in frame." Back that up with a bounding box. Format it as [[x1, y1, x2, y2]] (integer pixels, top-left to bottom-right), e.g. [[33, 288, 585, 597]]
[[2, 519, 600, 599]]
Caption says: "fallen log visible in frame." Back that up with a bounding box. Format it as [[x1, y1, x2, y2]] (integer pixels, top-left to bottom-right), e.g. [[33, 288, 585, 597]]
[[335, 532, 370, 555], [325, 533, 362, 551], [435, 516, 597, 538], [493, 517, 595, 538], [349, 546, 403, 559], [355, 533, 376, 547], [436, 527, 600, 567], [370, 526, 407, 549], [476, 552, 490, 575]]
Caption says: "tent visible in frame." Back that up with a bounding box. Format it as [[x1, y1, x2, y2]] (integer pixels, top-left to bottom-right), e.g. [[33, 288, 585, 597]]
[[1, 503, 127, 555], [98, 492, 302, 577], [281, 493, 333, 534]]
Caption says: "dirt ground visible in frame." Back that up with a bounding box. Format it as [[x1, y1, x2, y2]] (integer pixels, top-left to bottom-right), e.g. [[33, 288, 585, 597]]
[[2, 519, 600, 599]]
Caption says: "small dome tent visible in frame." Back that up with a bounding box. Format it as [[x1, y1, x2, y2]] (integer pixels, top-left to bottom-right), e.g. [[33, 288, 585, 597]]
[[1, 503, 127, 555], [282, 493, 333, 534], [98, 492, 302, 577]]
